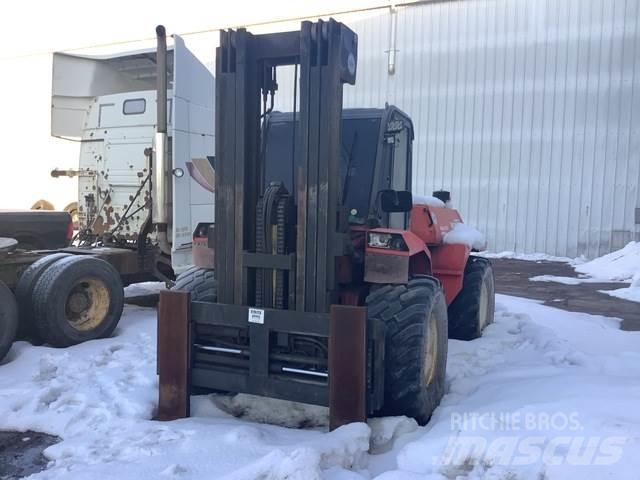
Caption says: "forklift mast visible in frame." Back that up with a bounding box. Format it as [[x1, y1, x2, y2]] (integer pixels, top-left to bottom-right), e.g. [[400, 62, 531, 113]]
[[214, 19, 357, 314]]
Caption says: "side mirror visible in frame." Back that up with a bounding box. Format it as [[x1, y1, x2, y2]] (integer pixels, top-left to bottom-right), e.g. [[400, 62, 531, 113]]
[[379, 190, 413, 213]]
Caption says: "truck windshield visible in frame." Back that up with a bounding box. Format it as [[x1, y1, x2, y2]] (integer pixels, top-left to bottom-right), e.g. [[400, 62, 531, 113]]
[[264, 116, 380, 224]]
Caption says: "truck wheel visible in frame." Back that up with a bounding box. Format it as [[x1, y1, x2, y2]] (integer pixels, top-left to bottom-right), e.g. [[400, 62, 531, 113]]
[[15, 253, 72, 341], [32, 256, 124, 347], [0, 281, 19, 362], [447, 256, 495, 341], [366, 276, 448, 425], [173, 268, 216, 301]]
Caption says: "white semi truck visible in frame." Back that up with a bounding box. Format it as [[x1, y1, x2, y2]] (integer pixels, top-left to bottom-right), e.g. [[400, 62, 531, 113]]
[[51, 27, 215, 275], [0, 27, 215, 360]]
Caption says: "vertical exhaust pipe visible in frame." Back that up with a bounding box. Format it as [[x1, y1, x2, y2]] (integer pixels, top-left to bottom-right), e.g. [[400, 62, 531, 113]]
[[153, 25, 172, 256], [154, 25, 169, 226]]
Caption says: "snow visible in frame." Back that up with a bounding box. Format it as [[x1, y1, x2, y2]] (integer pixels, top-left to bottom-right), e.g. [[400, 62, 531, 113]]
[[1, 296, 640, 479], [603, 286, 640, 303], [124, 281, 166, 298], [443, 223, 486, 251], [411, 194, 445, 208], [570, 242, 640, 303], [479, 251, 583, 264], [529, 275, 618, 286], [575, 242, 640, 282], [601, 272, 640, 303]]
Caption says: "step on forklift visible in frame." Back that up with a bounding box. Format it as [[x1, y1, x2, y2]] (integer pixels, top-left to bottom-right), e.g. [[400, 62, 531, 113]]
[[157, 19, 495, 429]]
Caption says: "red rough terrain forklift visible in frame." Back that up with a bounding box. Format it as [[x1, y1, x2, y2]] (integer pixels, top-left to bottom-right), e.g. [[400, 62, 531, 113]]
[[157, 19, 495, 429]]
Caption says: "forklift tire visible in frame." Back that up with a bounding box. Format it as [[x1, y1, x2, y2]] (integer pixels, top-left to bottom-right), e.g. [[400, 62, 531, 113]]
[[15, 253, 72, 342], [367, 276, 448, 425], [31, 256, 124, 347], [173, 268, 216, 301], [0, 281, 19, 362], [447, 256, 495, 341], [172, 268, 222, 395]]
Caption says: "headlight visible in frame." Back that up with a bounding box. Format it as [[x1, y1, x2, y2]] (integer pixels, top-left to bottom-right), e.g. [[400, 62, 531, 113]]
[[368, 232, 408, 251], [368, 232, 392, 248]]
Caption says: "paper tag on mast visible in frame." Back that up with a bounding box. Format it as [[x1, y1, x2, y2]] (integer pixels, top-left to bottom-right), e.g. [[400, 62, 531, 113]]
[[248, 308, 265, 324]]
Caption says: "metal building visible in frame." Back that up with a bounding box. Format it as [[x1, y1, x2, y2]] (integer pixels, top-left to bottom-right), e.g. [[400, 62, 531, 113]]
[[275, 0, 640, 258]]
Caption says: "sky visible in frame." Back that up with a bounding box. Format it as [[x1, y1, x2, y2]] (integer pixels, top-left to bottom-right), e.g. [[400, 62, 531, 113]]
[[0, 0, 388, 209]]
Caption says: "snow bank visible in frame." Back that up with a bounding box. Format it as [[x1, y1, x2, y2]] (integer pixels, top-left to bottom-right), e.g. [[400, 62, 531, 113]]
[[603, 285, 640, 303], [569, 242, 640, 303], [575, 241, 640, 282], [0, 307, 371, 479], [370, 295, 640, 480], [443, 222, 486, 250], [412, 194, 445, 208], [124, 281, 165, 298], [529, 275, 618, 285], [601, 271, 640, 303], [2, 296, 640, 478], [479, 251, 583, 264]]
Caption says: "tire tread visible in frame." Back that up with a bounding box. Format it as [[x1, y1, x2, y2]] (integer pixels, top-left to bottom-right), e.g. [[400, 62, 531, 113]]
[[366, 276, 448, 424]]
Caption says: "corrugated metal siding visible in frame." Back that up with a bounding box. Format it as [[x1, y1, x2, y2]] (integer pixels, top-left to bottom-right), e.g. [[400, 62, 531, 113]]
[[225, 0, 640, 258], [333, 0, 640, 258]]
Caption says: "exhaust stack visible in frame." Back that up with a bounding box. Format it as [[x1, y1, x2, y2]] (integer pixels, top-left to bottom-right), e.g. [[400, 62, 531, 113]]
[[153, 25, 169, 226]]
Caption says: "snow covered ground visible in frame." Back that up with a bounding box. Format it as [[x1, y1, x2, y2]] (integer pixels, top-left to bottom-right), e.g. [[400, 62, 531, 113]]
[[1, 295, 640, 479], [479, 251, 584, 264], [123, 281, 166, 298]]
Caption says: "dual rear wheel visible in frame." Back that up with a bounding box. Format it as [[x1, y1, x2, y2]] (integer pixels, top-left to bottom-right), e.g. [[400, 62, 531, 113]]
[[15, 255, 124, 348]]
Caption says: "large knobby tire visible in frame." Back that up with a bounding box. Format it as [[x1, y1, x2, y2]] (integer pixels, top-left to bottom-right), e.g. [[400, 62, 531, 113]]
[[15, 253, 72, 341], [0, 281, 18, 362], [173, 268, 216, 301], [366, 276, 448, 425], [32, 256, 124, 347], [172, 268, 219, 393], [447, 256, 495, 341]]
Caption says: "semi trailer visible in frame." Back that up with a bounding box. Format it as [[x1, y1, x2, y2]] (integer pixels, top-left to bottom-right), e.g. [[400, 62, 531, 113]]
[[0, 29, 215, 361]]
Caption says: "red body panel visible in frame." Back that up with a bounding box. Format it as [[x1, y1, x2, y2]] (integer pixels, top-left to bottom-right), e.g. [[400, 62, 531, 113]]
[[362, 204, 469, 305], [410, 205, 462, 245], [430, 243, 469, 304]]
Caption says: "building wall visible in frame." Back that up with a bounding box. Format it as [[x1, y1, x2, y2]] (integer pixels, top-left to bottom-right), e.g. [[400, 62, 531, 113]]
[[3, 1, 637, 258], [317, 0, 640, 258]]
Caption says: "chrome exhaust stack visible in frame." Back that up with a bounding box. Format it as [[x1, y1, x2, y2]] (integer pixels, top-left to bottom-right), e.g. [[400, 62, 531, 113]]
[[153, 25, 171, 255], [153, 25, 169, 227]]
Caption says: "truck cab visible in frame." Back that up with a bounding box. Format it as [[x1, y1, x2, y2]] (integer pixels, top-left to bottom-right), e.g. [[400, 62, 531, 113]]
[[51, 37, 214, 274]]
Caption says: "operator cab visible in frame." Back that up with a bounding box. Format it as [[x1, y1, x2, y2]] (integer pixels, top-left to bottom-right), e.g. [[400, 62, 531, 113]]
[[263, 106, 414, 229]]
